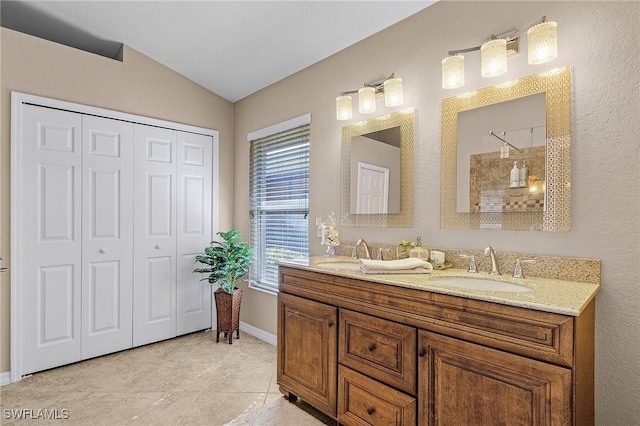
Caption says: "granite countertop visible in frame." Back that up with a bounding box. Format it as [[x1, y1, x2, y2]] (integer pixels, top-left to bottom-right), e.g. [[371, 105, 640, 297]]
[[279, 256, 600, 317]]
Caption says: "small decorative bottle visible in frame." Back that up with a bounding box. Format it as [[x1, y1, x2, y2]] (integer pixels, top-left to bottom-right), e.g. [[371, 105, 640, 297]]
[[409, 236, 430, 260], [320, 212, 340, 257], [509, 161, 520, 188], [519, 160, 529, 188]]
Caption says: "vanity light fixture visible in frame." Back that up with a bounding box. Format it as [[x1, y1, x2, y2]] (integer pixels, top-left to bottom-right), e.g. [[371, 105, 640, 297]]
[[336, 73, 403, 120], [442, 16, 557, 89]]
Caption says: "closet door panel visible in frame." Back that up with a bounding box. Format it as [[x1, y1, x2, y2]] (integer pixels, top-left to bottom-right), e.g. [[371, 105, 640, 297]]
[[133, 125, 178, 346], [20, 105, 82, 374], [177, 132, 213, 335], [81, 116, 134, 359]]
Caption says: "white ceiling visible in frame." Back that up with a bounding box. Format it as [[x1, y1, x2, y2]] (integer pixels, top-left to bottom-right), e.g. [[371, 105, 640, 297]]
[[2, 1, 436, 102]]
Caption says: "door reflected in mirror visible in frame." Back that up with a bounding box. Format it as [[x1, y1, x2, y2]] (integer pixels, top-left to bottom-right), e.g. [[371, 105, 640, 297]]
[[351, 127, 401, 214], [341, 109, 414, 227]]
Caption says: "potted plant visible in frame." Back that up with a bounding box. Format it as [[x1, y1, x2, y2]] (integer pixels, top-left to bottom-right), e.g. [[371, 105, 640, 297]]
[[194, 229, 253, 344]]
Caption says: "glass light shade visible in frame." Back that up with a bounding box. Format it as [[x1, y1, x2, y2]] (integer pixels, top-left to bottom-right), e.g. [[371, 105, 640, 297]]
[[336, 95, 353, 121], [527, 20, 558, 64], [442, 55, 465, 89], [383, 77, 404, 107], [358, 86, 376, 114], [481, 38, 507, 77]]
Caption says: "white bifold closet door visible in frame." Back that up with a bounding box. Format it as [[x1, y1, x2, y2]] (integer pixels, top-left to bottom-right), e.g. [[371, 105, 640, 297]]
[[17, 101, 214, 375], [20, 105, 83, 374], [176, 132, 212, 335], [133, 125, 178, 346], [132, 126, 213, 345], [81, 115, 134, 359]]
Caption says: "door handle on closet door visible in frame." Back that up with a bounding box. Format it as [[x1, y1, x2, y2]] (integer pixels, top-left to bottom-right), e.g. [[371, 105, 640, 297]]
[[155, 245, 162, 249], [99, 248, 107, 254]]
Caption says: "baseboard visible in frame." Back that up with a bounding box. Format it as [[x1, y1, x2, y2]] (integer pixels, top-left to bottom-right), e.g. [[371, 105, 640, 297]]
[[1, 371, 11, 386], [239, 321, 276, 346]]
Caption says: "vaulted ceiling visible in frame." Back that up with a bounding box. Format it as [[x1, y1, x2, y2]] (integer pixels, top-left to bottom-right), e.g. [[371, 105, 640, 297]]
[[1, 1, 436, 102]]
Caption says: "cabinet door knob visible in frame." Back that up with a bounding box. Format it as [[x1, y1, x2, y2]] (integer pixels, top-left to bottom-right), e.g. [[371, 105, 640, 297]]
[[327, 320, 334, 328], [367, 407, 375, 415], [99, 248, 107, 254], [155, 244, 162, 249], [418, 349, 426, 357], [367, 343, 376, 352]]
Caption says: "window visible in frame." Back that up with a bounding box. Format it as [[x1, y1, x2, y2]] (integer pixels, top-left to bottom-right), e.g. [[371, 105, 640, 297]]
[[248, 116, 310, 293]]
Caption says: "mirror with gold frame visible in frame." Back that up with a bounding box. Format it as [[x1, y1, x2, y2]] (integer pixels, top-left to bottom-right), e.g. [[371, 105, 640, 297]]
[[341, 109, 414, 227], [441, 66, 571, 231]]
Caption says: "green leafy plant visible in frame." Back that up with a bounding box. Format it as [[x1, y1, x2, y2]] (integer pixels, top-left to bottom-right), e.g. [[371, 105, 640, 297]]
[[193, 230, 254, 294]]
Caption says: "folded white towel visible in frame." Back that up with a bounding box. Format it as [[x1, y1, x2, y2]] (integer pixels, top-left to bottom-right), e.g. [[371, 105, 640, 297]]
[[360, 267, 432, 275], [359, 258, 432, 274]]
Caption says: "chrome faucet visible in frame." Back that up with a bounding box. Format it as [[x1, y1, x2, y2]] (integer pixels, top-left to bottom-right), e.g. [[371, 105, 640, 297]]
[[483, 246, 501, 275], [352, 239, 371, 260]]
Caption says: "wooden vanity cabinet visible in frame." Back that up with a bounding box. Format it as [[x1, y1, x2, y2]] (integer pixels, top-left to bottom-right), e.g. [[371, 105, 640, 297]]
[[277, 266, 595, 426]]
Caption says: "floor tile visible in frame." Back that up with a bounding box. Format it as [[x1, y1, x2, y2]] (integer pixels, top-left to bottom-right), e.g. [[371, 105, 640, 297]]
[[1, 331, 281, 425], [177, 392, 266, 425]]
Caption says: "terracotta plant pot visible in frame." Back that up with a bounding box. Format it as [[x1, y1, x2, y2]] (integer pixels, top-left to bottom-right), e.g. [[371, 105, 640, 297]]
[[213, 288, 243, 344]]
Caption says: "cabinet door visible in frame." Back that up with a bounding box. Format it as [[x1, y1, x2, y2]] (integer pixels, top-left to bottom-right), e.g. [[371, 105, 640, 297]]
[[81, 115, 134, 359], [418, 331, 571, 426], [176, 131, 212, 335], [19, 105, 83, 374], [277, 293, 338, 417], [133, 125, 178, 346]]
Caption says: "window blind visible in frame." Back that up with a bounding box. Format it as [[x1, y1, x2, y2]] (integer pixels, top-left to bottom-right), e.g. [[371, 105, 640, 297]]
[[249, 124, 310, 293]]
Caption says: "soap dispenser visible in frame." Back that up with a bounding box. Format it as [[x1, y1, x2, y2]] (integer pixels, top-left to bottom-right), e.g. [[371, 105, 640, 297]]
[[509, 161, 520, 188], [408, 236, 430, 260], [519, 160, 528, 188]]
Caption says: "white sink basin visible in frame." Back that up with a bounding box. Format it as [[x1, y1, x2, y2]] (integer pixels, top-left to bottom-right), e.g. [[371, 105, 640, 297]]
[[316, 262, 361, 271], [429, 276, 532, 292]]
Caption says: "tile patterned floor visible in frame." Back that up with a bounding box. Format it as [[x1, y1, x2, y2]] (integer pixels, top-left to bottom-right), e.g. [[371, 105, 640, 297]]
[[0, 330, 322, 425]]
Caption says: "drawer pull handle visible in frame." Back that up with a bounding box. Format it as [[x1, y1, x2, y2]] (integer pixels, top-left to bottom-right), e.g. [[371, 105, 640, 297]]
[[367, 343, 376, 352], [327, 320, 334, 328], [367, 407, 375, 415], [418, 349, 426, 357]]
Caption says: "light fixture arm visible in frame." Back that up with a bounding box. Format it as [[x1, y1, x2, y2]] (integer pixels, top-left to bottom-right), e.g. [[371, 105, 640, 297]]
[[340, 73, 395, 96], [447, 16, 547, 56], [489, 131, 521, 152]]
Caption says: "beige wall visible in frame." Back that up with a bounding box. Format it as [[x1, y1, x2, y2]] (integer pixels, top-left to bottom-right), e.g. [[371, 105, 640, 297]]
[[0, 28, 235, 373], [2, 1, 639, 422], [234, 1, 639, 424]]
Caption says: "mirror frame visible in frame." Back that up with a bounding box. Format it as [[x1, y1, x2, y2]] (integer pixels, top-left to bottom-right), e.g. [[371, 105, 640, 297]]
[[341, 109, 414, 227], [441, 66, 571, 231]]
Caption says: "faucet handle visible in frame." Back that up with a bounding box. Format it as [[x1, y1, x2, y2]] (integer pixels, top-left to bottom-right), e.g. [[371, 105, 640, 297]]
[[377, 248, 391, 261], [513, 259, 535, 278], [459, 254, 478, 273]]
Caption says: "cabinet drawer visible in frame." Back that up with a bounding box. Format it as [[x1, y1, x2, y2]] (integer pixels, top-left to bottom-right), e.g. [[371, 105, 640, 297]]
[[338, 365, 416, 426], [339, 309, 417, 394]]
